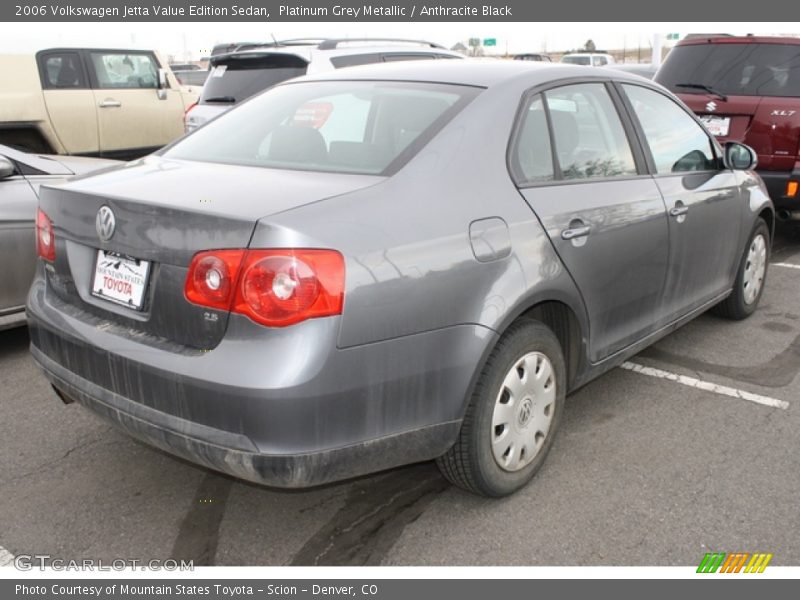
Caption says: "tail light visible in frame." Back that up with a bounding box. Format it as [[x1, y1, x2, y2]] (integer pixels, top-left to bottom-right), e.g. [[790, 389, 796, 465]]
[[185, 249, 345, 327], [36, 208, 55, 261], [184, 101, 198, 132]]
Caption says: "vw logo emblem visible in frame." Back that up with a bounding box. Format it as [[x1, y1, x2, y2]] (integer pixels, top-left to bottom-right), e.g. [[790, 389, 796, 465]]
[[96, 206, 116, 242], [706, 101, 717, 112], [518, 398, 534, 427]]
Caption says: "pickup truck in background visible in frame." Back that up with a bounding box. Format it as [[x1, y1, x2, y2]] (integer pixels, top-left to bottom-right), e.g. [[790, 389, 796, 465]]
[[0, 47, 199, 160]]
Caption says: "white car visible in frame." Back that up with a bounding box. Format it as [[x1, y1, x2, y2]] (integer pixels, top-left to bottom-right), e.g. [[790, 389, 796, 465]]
[[560, 53, 617, 67], [185, 38, 464, 132]]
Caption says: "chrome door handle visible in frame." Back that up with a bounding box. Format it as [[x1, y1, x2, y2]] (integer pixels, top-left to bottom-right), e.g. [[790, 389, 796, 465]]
[[98, 100, 121, 108], [561, 225, 591, 240], [669, 205, 689, 217]]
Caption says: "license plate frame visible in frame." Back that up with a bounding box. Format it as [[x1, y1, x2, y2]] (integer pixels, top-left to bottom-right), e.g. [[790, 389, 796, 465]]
[[699, 115, 731, 137], [91, 250, 151, 311]]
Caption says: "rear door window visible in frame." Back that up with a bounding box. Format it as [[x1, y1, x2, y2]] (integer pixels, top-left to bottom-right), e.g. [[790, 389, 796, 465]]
[[38, 51, 88, 89], [623, 84, 719, 173], [510, 95, 555, 184], [656, 43, 800, 97], [544, 83, 637, 180], [201, 53, 308, 104]]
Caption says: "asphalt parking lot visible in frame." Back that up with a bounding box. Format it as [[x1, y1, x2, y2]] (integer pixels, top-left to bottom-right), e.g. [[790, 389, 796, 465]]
[[1, 225, 799, 567]]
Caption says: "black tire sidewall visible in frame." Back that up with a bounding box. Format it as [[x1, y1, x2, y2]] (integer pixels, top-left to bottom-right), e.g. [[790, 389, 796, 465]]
[[470, 320, 566, 497]]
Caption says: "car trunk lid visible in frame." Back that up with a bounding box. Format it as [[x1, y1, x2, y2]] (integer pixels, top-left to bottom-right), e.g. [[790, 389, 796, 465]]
[[38, 156, 381, 349]]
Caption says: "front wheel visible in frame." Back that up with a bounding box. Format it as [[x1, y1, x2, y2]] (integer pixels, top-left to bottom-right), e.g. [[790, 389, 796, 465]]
[[713, 219, 770, 320], [436, 319, 566, 497]]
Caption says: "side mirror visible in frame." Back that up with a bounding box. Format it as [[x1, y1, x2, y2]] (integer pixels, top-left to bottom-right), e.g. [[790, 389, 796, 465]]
[[0, 156, 15, 180], [158, 68, 169, 89], [725, 142, 758, 171]]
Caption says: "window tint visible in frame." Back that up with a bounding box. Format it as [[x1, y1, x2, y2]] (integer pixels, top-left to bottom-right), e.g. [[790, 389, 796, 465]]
[[544, 83, 637, 180], [623, 85, 718, 173], [330, 53, 383, 69], [656, 43, 800, 98], [201, 53, 308, 103], [382, 53, 436, 62], [511, 95, 555, 184], [562, 55, 590, 65], [40, 52, 86, 89], [90, 52, 159, 89], [165, 81, 479, 175]]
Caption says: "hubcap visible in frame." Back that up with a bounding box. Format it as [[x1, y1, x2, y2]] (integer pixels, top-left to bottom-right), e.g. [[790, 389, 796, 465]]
[[743, 233, 767, 305], [491, 351, 556, 472]]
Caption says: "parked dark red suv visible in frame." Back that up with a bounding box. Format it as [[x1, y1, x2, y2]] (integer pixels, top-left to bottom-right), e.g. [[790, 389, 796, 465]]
[[656, 36, 800, 219]]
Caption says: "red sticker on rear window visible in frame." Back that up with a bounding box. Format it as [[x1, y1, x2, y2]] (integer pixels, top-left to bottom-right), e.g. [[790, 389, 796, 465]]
[[292, 102, 333, 128]]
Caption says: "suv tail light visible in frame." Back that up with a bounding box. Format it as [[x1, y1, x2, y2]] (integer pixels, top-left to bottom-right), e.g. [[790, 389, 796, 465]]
[[185, 249, 345, 327], [36, 208, 55, 261], [184, 101, 198, 132]]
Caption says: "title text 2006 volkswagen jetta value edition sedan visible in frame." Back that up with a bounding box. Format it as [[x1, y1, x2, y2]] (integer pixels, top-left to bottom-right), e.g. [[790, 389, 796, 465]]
[[27, 62, 772, 497]]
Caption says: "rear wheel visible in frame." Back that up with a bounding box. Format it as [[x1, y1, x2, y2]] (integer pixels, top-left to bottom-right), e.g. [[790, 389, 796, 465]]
[[713, 219, 770, 320], [436, 319, 565, 497]]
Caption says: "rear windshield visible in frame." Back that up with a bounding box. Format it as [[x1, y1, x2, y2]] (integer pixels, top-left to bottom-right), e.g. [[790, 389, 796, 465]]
[[562, 55, 590, 65], [200, 53, 308, 104], [164, 80, 480, 176], [657, 43, 800, 98]]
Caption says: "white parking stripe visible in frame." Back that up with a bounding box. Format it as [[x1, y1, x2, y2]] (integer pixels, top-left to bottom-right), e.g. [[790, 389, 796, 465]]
[[773, 262, 800, 270], [0, 546, 14, 567], [621, 362, 790, 410]]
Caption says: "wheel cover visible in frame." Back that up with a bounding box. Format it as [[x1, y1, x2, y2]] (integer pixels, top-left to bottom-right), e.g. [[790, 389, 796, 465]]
[[743, 233, 767, 305], [491, 351, 556, 472]]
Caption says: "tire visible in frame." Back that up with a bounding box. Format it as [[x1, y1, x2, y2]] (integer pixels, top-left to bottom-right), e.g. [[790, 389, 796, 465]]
[[713, 219, 770, 320], [436, 319, 566, 497]]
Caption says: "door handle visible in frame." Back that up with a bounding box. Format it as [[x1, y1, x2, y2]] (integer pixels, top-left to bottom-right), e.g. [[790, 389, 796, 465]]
[[561, 225, 591, 241], [98, 100, 121, 108], [669, 204, 689, 217]]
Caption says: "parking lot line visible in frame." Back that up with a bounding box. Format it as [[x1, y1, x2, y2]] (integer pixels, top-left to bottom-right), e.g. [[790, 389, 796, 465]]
[[621, 362, 790, 410], [0, 545, 14, 567], [773, 262, 800, 270]]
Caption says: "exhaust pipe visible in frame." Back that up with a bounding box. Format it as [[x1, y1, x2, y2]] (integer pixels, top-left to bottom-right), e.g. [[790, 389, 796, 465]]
[[52, 384, 75, 405], [777, 209, 800, 221]]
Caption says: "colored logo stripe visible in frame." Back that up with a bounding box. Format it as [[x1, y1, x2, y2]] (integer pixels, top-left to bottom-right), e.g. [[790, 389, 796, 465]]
[[697, 552, 773, 573]]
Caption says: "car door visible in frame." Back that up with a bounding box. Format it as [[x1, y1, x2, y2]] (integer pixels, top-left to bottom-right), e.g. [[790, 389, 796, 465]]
[[0, 156, 38, 312], [37, 50, 99, 154], [86, 50, 184, 156], [511, 82, 670, 362], [619, 83, 743, 321]]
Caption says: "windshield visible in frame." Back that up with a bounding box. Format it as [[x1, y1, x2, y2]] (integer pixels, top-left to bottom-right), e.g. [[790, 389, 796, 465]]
[[656, 43, 800, 98], [165, 80, 480, 175], [562, 55, 591, 65], [200, 53, 309, 104]]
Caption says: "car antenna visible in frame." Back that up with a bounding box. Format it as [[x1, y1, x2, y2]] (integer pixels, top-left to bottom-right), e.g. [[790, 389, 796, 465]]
[[270, 33, 282, 47]]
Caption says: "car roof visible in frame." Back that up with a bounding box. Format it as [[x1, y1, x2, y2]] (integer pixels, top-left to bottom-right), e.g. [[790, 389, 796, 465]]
[[677, 35, 800, 47], [294, 59, 648, 89]]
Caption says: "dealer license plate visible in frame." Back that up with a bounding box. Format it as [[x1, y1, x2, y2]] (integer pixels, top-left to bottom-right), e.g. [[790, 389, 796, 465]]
[[699, 115, 731, 137], [91, 250, 151, 310]]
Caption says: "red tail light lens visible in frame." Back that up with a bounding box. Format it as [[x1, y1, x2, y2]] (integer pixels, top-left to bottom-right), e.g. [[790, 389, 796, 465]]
[[185, 249, 345, 327], [36, 208, 55, 261], [184, 249, 245, 310]]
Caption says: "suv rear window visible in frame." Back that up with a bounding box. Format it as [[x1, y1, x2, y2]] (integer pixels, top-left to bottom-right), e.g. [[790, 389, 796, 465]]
[[657, 42, 800, 98], [201, 53, 308, 104], [165, 81, 480, 175]]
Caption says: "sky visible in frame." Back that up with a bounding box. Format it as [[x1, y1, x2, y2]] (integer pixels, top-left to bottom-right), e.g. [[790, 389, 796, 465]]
[[0, 22, 797, 61]]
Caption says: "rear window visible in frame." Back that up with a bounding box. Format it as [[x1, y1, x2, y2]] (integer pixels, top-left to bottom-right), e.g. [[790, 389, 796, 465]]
[[562, 55, 590, 65], [200, 53, 308, 104], [164, 80, 480, 176], [657, 42, 800, 98]]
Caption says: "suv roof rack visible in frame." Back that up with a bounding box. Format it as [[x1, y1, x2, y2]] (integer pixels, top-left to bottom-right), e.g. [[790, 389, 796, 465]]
[[316, 38, 445, 50]]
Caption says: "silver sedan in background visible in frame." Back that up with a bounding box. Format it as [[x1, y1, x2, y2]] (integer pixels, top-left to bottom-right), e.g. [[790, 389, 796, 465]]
[[0, 146, 116, 329]]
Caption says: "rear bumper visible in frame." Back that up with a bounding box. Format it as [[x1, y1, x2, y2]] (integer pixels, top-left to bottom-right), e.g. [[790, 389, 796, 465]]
[[26, 275, 493, 487], [757, 168, 800, 210]]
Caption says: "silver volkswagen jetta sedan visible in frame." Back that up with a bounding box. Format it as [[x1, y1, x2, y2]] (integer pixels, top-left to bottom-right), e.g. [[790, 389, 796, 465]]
[[27, 62, 772, 497]]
